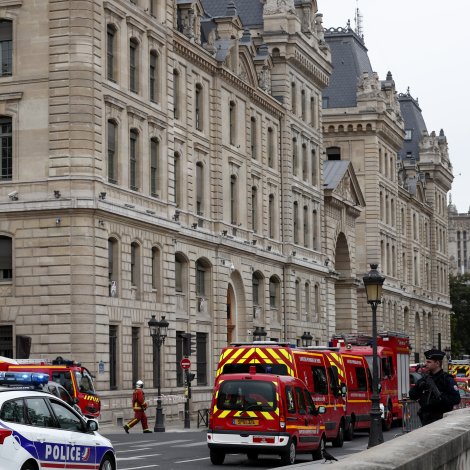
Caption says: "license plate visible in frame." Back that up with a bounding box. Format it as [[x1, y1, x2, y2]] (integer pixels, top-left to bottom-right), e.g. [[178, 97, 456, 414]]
[[233, 418, 259, 425]]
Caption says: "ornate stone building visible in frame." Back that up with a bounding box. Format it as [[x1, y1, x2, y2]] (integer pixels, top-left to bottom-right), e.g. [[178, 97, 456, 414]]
[[0, 0, 452, 422], [448, 201, 470, 276]]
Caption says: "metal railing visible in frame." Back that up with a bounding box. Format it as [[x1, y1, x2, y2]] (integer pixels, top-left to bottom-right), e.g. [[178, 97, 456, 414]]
[[400, 399, 421, 433]]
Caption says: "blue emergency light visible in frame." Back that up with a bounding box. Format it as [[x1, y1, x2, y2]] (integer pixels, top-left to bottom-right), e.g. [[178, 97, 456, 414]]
[[0, 371, 49, 386]]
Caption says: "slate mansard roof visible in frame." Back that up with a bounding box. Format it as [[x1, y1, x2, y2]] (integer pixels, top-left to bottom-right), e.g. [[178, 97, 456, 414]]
[[398, 93, 427, 161], [322, 27, 373, 109], [200, 0, 264, 28]]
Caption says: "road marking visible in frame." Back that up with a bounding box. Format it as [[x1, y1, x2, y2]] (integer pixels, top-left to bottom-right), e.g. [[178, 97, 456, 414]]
[[117, 454, 161, 461], [131, 439, 191, 447], [174, 457, 211, 463], [118, 466, 159, 470], [117, 448, 152, 453], [172, 441, 207, 447]]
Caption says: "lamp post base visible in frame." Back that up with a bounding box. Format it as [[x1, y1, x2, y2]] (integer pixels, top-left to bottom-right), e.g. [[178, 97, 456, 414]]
[[154, 404, 165, 432], [367, 405, 384, 448]]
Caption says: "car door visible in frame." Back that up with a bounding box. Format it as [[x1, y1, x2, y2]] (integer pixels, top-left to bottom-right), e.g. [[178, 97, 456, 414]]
[[22, 396, 70, 467], [47, 397, 97, 468]]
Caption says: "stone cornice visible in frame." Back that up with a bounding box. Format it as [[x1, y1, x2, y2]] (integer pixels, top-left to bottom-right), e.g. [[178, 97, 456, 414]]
[[0, 0, 22, 7], [104, 94, 126, 110], [103, 1, 126, 20], [148, 115, 167, 130], [126, 105, 147, 120], [0, 92, 22, 102]]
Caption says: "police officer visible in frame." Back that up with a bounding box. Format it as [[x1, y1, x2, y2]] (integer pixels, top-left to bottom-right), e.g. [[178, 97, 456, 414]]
[[123, 380, 152, 433], [409, 349, 461, 426]]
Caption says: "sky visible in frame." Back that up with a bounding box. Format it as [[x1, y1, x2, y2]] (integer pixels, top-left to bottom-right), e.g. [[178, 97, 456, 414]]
[[319, 0, 470, 213]]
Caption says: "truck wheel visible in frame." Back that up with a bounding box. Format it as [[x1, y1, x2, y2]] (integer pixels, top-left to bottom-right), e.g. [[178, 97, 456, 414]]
[[210, 449, 225, 465], [344, 420, 354, 441], [280, 439, 296, 465], [382, 403, 393, 431], [312, 435, 326, 461], [99, 455, 114, 470], [331, 422, 344, 447]]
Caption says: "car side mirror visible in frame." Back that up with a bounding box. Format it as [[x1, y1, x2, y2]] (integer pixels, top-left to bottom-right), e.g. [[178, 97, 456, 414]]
[[86, 419, 99, 432], [341, 384, 347, 397], [73, 397, 79, 405], [317, 406, 326, 415]]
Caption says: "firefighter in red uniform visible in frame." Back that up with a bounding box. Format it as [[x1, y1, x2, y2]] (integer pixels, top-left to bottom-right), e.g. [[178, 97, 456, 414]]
[[123, 380, 152, 433]]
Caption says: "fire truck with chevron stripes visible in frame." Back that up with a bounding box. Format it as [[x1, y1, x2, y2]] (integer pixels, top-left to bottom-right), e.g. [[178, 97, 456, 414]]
[[330, 331, 411, 430], [213, 341, 372, 449]]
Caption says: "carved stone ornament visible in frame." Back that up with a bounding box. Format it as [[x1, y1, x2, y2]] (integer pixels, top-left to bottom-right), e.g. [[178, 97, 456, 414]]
[[264, 0, 295, 15]]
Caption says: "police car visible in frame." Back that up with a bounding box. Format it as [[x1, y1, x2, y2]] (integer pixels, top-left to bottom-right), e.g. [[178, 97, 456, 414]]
[[0, 371, 116, 469]]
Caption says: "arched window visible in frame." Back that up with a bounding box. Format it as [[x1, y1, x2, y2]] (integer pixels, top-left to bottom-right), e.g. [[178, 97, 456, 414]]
[[269, 276, 280, 308], [150, 138, 159, 197], [149, 50, 158, 102], [108, 237, 119, 297], [106, 24, 117, 81], [0, 235, 12, 280], [195, 83, 203, 131], [0, 116, 12, 181], [252, 271, 263, 307], [129, 38, 139, 93], [107, 119, 118, 184], [129, 129, 139, 191], [326, 146, 341, 160]]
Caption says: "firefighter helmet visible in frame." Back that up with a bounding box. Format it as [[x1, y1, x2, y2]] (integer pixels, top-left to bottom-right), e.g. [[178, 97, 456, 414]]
[[136, 380, 144, 388]]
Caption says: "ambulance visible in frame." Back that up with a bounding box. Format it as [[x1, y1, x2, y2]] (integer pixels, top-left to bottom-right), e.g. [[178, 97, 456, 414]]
[[0, 356, 100, 419], [215, 341, 371, 446], [207, 367, 326, 465], [330, 331, 411, 429], [449, 359, 470, 378]]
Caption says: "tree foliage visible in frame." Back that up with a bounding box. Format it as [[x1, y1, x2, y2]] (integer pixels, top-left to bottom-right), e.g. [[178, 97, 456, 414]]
[[449, 273, 470, 357]]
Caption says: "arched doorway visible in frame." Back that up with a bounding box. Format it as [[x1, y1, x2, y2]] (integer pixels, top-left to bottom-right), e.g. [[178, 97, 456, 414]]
[[225, 270, 247, 344]]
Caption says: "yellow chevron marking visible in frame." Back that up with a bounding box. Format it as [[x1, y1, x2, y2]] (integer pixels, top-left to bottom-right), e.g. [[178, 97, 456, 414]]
[[219, 410, 230, 418], [242, 348, 255, 360], [261, 412, 275, 420]]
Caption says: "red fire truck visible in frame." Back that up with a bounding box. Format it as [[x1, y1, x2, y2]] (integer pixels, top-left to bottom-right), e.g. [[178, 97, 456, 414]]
[[0, 355, 100, 418], [330, 331, 410, 430]]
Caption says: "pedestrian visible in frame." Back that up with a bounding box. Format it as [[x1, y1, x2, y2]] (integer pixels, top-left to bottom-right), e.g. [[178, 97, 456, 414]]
[[409, 349, 461, 426], [123, 380, 152, 433]]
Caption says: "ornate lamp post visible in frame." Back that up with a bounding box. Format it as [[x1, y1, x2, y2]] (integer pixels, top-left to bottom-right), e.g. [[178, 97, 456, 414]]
[[253, 326, 267, 341], [148, 314, 169, 432], [301, 331, 313, 347], [363, 263, 385, 448]]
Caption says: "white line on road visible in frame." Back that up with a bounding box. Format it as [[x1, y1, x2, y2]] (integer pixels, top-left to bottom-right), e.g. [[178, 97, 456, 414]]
[[117, 454, 161, 461], [118, 465, 159, 470], [117, 448, 151, 453], [129, 439, 191, 447], [171, 441, 207, 447], [174, 457, 211, 463]]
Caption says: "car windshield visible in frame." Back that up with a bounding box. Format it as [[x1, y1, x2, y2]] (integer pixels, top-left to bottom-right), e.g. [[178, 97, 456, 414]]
[[216, 380, 276, 412], [74, 370, 95, 394]]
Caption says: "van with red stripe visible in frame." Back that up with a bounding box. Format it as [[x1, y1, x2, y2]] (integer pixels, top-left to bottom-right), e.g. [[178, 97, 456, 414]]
[[207, 367, 326, 465]]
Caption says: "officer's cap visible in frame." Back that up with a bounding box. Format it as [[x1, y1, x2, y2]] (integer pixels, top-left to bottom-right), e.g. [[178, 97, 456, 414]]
[[424, 349, 445, 361]]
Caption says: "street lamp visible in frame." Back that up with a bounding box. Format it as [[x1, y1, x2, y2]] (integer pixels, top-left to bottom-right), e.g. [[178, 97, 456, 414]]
[[253, 326, 267, 341], [301, 331, 313, 347], [148, 314, 169, 432], [363, 263, 385, 448]]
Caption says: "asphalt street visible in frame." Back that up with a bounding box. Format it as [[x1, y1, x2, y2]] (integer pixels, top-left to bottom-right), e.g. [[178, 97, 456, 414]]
[[100, 422, 400, 469]]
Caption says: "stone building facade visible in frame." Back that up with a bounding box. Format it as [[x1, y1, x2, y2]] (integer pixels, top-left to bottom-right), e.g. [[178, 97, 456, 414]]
[[0, 0, 452, 423], [448, 202, 470, 276]]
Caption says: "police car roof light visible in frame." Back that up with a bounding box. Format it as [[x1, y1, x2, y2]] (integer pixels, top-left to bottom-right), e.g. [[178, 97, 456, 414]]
[[0, 371, 49, 386]]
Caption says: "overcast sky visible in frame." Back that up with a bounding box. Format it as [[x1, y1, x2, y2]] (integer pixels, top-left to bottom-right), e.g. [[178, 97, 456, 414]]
[[319, 0, 470, 213]]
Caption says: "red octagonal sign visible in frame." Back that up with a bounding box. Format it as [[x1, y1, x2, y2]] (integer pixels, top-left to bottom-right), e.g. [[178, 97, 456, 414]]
[[180, 357, 191, 370]]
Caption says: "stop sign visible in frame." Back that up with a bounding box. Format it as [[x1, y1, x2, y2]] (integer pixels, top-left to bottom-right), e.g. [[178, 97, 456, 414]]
[[180, 357, 191, 370]]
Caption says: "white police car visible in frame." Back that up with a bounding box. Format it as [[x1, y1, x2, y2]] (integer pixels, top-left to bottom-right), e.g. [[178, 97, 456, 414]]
[[0, 371, 116, 469]]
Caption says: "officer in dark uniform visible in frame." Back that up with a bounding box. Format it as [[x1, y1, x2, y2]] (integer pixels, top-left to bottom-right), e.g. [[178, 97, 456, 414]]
[[409, 348, 461, 426]]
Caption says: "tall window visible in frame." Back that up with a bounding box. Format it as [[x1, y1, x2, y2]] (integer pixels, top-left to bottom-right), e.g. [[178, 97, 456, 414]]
[[293, 201, 299, 244], [176, 331, 186, 386], [267, 127, 275, 168], [175, 254, 184, 293], [173, 69, 180, 119], [251, 186, 258, 233], [151, 246, 161, 295], [174, 152, 181, 207], [150, 138, 159, 196], [0, 325, 13, 357], [196, 162, 204, 215], [303, 205, 309, 247], [149, 0, 157, 16], [301, 89, 306, 120], [311, 148, 317, 186], [130, 242, 141, 295], [129, 129, 139, 191], [108, 237, 119, 297], [106, 25, 117, 81], [292, 138, 298, 176], [0, 235, 12, 280], [310, 96, 316, 127], [196, 260, 206, 298], [295, 280, 301, 315], [0, 116, 12, 181], [305, 282, 310, 314], [109, 325, 118, 390], [252, 272, 262, 306], [196, 332, 207, 385], [129, 38, 139, 93], [250, 117, 257, 159], [229, 100, 236, 146], [195, 83, 203, 131], [291, 81, 296, 114], [269, 194, 275, 239], [230, 175, 237, 225], [149, 50, 158, 102], [0, 20, 12, 77], [302, 143, 308, 181], [131, 327, 140, 385], [269, 276, 280, 308], [312, 209, 318, 250]]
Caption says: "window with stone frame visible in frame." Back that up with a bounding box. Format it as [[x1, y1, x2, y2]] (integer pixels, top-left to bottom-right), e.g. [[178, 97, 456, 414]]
[[196, 332, 207, 385], [149, 50, 158, 102], [107, 119, 118, 184], [129, 37, 139, 93], [0, 116, 12, 181], [108, 237, 119, 297], [150, 137, 159, 197], [0, 235, 12, 280], [106, 24, 117, 82], [109, 325, 118, 390], [129, 129, 139, 191], [0, 20, 12, 77]]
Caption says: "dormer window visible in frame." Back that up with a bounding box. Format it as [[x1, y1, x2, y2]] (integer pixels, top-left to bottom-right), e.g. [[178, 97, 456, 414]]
[[405, 129, 413, 141]]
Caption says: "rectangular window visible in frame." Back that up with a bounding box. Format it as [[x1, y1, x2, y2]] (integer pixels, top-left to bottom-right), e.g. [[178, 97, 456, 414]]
[[106, 26, 115, 81], [150, 139, 159, 196], [149, 52, 157, 102], [130, 130, 138, 191], [175, 258, 183, 292], [176, 331, 188, 386], [107, 120, 117, 184], [129, 39, 138, 93], [196, 332, 207, 385], [131, 327, 140, 385], [109, 325, 118, 390], [0, 20, 12, 77], [0, 117, 12, 181], [196, 264, 205, 297], [0, 235, 12, 280], [0, 325, 13, 358]]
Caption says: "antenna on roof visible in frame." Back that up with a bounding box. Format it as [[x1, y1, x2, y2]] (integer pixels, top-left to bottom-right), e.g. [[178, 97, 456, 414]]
[[354, 0, 364, 40]]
